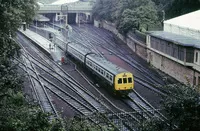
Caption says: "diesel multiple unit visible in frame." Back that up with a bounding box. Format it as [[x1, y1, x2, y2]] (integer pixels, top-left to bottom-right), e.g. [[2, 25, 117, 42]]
[[66, 42, 134, 96]]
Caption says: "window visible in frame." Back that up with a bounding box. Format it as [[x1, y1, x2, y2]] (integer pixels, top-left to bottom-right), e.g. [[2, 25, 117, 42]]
[[100, 69, 102, 74], [186, 48, 194, 63], [106, 73, 109, 78], [118, 78, 122, 84], [128, 77, 132, 83], [194, 76, 196, 85], [173, 44, 178, 58], [178, 46, 184, 61], [109, 75, 113, 81], [195, 52, 198, 63], [97, 67, 100, 72], [198, 76, 200, 86], [123, 78, 127, 84]]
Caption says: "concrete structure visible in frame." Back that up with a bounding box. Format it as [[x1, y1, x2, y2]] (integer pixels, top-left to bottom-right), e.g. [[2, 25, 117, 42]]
[[164, 10, 200, 40], [37, 0, 94, 24], [19, 28, 65, 63], [95, 10, 200, 86], [147, 10, 200, 86]]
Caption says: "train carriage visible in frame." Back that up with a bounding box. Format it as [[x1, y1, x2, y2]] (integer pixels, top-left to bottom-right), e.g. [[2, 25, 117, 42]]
[[66, 42, 134, 96], [86, 54, 134, 95]]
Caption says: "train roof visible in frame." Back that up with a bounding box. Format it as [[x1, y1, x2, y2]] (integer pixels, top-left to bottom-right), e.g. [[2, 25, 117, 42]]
[[69, 42, 129, 75], [88, 54, 128, 75], [68, 42, 91, 55]]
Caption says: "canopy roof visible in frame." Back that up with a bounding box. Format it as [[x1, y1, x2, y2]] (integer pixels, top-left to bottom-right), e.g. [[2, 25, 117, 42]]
[[148, 31, 200, 49]]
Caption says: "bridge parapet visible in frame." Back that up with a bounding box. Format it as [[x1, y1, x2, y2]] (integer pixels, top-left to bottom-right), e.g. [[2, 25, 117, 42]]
[[38, 1, 94, 13]]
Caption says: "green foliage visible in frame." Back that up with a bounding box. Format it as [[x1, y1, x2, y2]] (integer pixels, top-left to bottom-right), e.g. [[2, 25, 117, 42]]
[[0, 0, 56, 130], [165, 0, 200, 19], [151, 0, 200, 19], [118, 0, 158, 34], [163, 84, 200, 131], [64, 117, 114, 131], [0, 92, 52, 131], [139, 117, 169, 131], [92, 0, 158, 34], [92, 0, 118, 21], [0, 0, 38, 36], [92, 0, 200, 34], [140, 84, 200, 131], [117, 9, 137, 34]]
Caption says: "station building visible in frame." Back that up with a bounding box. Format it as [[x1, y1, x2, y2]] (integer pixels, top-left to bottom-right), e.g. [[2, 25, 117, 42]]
[[146, 10, 200, 86]]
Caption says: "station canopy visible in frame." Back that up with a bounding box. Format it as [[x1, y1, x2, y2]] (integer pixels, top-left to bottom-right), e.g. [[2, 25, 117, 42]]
[[164, 10, 200, 40]]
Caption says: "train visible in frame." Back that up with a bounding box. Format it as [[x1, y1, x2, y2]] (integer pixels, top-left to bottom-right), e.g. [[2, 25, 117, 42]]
[[66, 42, 134, 96]]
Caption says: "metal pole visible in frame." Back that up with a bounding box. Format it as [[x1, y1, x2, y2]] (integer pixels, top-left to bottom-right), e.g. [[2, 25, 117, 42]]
[[53, 16, 55, 29], [66, 5, 68, 27], [36, 19, 37, 33]]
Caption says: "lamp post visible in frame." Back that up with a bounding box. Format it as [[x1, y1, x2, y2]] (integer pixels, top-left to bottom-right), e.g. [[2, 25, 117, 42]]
[[161, 10, 165, 28], [61, 4, 68, 27]]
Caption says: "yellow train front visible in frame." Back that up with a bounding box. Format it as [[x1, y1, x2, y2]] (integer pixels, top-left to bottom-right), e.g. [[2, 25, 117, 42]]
[[114, 72, 134, 96]]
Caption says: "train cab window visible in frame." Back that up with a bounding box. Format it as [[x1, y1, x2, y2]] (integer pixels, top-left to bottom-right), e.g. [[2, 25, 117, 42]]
[[123, 78, 127, 84], [118, 78, 122, 84], [128, 77, 132, 83]]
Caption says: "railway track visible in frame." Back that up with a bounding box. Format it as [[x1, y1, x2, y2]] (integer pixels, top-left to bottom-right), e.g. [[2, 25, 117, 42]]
[[64, 24, 169, 122], [127, 90, 166, 120], [17, 32, 150, 130], [74, 24, 167, 85], [70, 25, 170, 94], [16, 41, 58, 120]]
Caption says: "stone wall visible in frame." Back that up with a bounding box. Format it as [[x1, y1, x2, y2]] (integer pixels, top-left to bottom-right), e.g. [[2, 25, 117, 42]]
[[94, 20, 200, 85], [148, 50, 195, 85], [100, 20, 147, 60]]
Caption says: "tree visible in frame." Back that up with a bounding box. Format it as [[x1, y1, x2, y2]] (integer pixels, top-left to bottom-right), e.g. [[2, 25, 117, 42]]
[[139, 84, 200, 131], [92, 0, 119, 22], [0, 0, 56, 130], [117, 0, 158, 34], [165, 0, 200, 19]]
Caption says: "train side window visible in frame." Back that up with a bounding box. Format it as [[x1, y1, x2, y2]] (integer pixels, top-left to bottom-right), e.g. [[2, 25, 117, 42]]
[[123, 78, 127, 84], [109, 75, 112, 81], [118, 78, 122, 84], [128, 77, 132, 83], [100, 69, 103, 74], [106, 73, 109, 78]]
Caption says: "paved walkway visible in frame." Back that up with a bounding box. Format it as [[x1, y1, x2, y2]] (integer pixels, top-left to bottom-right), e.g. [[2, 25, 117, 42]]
[[19, 29, 65, 63]]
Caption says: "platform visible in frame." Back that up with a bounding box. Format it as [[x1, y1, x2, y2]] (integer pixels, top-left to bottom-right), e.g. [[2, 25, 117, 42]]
[[19, 29, 65, 63]]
